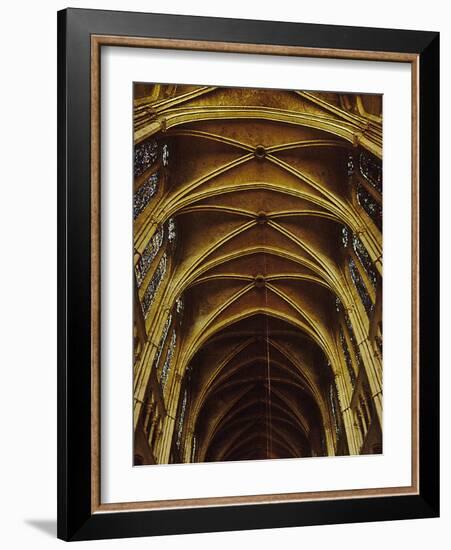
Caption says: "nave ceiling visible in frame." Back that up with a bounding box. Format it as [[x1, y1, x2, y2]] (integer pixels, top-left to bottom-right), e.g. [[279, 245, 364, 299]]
[[133, 84, 383, 465]]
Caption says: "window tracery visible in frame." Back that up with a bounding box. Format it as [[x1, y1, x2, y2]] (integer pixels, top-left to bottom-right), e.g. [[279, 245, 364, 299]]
[[336, 298, 363, 373], [343, 310, 363, 371], [141, 252, 167, 318], [329, 381, 342, 441], [154, 313, 173, 371], [160, 330, 176, 389], [357, 185, 382, 231], [135, 225, 164, 286], [352, 234, 377, 288], [176, 296, 184, 315], [341, 226, 350, 248], [191, 435, 197, 462], [348, 257, 374, 316], [176, 388, 188, 449], [359, 151, 382, 193], [347, 153, 354, 177], [133, 173, 158, 220], [339, 327, 356, 387], [162, 143, 169, 167], [134, 138, 158, 177], [168, 217, 176, 243]]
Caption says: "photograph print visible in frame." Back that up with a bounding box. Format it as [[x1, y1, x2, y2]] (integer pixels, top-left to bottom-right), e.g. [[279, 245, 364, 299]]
[[132, 83, 383, 466]]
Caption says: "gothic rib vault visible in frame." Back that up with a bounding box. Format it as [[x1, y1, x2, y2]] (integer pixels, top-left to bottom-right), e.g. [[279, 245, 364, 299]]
[[132, 84, 383, 465]]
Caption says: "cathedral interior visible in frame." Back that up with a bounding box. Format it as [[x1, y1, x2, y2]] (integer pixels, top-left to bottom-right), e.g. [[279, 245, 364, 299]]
[[132, 83, 383, 466]]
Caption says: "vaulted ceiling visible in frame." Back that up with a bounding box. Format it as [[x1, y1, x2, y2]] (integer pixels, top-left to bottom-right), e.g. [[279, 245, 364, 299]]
[[133, 84, 383, 464]]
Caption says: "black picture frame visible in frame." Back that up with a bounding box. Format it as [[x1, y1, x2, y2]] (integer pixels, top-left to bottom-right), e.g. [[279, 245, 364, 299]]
[[57, 7, 439, 541]]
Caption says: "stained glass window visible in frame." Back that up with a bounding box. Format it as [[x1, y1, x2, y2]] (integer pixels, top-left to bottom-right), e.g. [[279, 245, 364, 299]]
[[133, 173, 158, 220], [347, 153, 354, 177], [348, 257, 374, 316], [154, 313, 173, 371], [141, 253, 167, 318], [168, 217, 176, 242], [337, 300, 364, 373], [352, 234, 377, 289], [329, 381, 342, 440], [134, 139, 158, 177], [162, 143, 169, 167], [191, 435, 197, 462], [339, 327, 356, 387], [176, 388, 188, 449], [359, 151, 382, 193], [344, 311, 363, 370], [342, 226, 350, 248], [135, 225, 164, 286], [176, 296, 184, 315], [357, 185, 382, 231], [160, 330, 176, 389]]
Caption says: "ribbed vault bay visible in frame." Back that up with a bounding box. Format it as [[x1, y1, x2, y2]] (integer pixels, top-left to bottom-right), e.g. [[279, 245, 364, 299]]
[[133, 84, 383, 466]]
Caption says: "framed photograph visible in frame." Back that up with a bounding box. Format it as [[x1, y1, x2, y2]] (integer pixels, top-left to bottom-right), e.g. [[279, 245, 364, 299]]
[[57, 8, 439, 541]]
